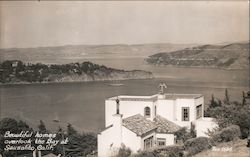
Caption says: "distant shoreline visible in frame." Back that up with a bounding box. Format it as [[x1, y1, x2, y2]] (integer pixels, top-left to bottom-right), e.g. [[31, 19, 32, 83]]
[[0, 78, 155, 86], [145, 64, 248, 71]]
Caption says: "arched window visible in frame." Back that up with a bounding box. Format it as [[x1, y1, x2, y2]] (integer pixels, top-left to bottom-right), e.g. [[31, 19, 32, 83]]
[[144, 107, 151, 117]]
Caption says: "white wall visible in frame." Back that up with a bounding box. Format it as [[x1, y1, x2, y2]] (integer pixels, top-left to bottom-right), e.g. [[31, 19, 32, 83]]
[[105, 100, 117, 127], [175, 99, 195, 128], [120, 100, 154, 120], [122, 126, 141, 153], [98, 127, 120, 157], [156, 133, 175, 146], [156, 99, 175, 122], [106, 99, 155, 127], [98, 114, 123, 157]]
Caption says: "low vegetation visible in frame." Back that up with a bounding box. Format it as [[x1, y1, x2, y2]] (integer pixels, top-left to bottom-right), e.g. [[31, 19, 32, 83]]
[[174, 123, 196, 144], [193, 139, 249, 157], [211, 125, 241, 143], [116, 144, 132, 157], [184, 137, 212, 156], [206, 89, 250, 138]]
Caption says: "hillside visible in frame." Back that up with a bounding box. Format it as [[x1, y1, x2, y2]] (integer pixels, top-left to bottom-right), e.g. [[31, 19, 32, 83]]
[[194, 139, 249, 157], [0, 43, 196, 64], [146, 43, 249, 69], [0, 60, 153, 84]]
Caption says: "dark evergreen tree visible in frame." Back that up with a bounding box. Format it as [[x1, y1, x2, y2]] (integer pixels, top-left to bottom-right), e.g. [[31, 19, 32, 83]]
[[38, 120, 48, 133], [224, 89, 230, 104], [242, 91, 246, 105], [66, 123, 77, 136], [210, 94, 220, 108]]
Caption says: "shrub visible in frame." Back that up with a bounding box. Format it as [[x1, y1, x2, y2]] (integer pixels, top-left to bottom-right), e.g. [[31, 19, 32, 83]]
[[116, 144, 131, 157], [153, 145, 184, 157], [184, 137, 212, 156], [132, 150, 155, 157], [132, 145, 184, 157], [174, 127, 193, 144], [212, 125, 241, 143]]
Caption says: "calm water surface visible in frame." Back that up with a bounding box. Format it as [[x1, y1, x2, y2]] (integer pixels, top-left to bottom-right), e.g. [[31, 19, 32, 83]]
[[0, 58, 249, 133]]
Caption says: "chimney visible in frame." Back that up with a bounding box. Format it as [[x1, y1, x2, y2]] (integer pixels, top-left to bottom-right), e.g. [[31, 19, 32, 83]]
[[116, 97, 120, 114], [112, 113, 123, 147]]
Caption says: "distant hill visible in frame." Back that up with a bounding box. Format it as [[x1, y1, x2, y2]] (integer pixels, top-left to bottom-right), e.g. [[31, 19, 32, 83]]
[[0, 43, 196, 64], [146, 43, 249, 69], [0, 60, 153, 84]]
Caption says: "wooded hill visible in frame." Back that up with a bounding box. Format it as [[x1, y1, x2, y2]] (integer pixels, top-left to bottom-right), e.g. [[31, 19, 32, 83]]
[[0, 60, 153, 83]]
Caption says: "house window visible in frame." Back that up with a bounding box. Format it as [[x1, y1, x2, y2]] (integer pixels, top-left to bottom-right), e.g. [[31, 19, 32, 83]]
[[144, 107, 151, 117], [182, 107, 189, 121], [196, 104, 202, 119], [144, 136, 153, 150], [157, 138, 166, 146]]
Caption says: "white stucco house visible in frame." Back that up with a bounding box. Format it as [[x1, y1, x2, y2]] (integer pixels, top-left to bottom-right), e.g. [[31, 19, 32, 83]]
[[98, 92, 217, 157]]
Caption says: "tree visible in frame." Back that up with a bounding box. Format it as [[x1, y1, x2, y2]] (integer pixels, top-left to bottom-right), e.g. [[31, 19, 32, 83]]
[[208, 100, 250, 138], [17, 120, 31, 132], [174, 127, 193, 143], [242, 91, 246, 105], [224, 89, 230, 104], [38, 120, 48, 133], [0, 118, 19, 134], [67, 123, 77, 136], [64, 124, 98, 157], [205, 94, 222, 116], [210, 94, 222, 108]]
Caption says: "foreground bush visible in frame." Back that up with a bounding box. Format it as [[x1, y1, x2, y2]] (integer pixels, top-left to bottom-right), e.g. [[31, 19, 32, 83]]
[[206, 93, 250, 138], [174, 127, 196, 144], [154, 145, 184, 157], [212, 125, 241, 143], [132, 150, 155, 157], [184, 137, 212, 156], [132, 145, 184, 157], [116, 144, 132, 157]]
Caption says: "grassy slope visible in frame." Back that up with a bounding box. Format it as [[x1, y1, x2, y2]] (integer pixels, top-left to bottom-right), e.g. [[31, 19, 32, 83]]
[[194, 139, 250, 157], [147, 43, 249, 69]]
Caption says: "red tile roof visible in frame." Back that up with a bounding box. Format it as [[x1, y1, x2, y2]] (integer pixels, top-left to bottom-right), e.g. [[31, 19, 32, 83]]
[[153, 115, 181, 133], [122, 114, 157, 136], [122, 114, 181, 136]]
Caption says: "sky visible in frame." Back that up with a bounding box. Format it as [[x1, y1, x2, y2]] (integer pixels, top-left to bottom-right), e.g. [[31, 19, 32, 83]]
[[0, 1, 249, 48]]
